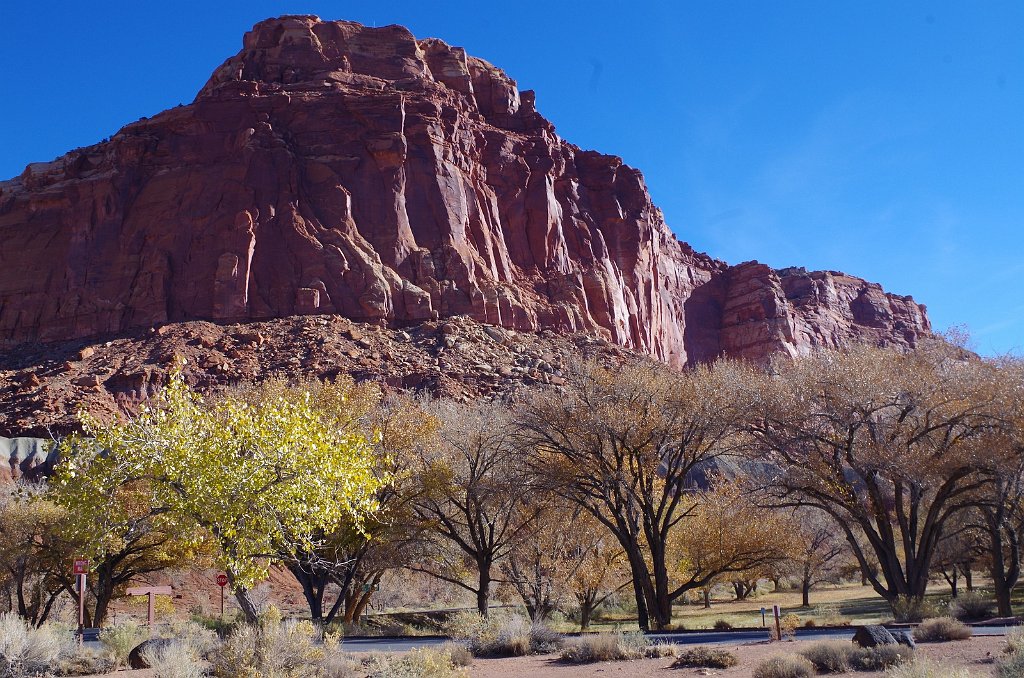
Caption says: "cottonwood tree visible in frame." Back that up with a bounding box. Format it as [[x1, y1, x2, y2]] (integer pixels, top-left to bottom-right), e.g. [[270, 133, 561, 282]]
[[744, 343, 1013, 611], [517, 358, 754, 630], [58, 371, 388, 623], [236, 380, 433, 625], [786, 510, 848, 607], [671, 480, 795, 605], [0, 484, 71, 626], [567, 514, 629, 630], [411, 399, 540, 616], [46, 445, 200, 627]]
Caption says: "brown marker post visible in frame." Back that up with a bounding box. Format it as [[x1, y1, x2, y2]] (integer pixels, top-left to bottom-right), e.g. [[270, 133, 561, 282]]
[[73, 559, 89, 642]]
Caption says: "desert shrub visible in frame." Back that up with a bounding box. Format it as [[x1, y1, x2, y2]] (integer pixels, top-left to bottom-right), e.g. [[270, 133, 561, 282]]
[[770, 613, 802, 640], [57, 647, 115, 676], [885, 658, 974, 678], [804, 619, 817, 628], [559, 632, 675, 663], [438, 642, 472, 667], [713, 619, 733, 630], [998, 650, 1024, 678], [752, 654, 816, 678], [912, 616, 972, 642], [950, 591, 996, 621], [99, 620, 147, 668], [143, 639, 205, 678], [321, 649, 360, 678], [364, 648, 468, 678], [1006, 627, 1024, 655], [798, 640, 853, 672], [164, 620, 219, 659], [891, 596, 941, 623], [672, 646, 738, 668], [443, 612, 561, 657], [211, 619, 332, 677], [849, 645, 914, 671], [0, 614, 70, 677]]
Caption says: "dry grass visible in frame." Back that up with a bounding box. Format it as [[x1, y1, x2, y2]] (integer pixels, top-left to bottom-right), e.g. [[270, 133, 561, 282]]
[[0, 613, 71, 677], [885, 657, 974, 678], [559, 632, 676, 663], [912, 616, 973, 642], [671, 645, 739, 668], [752, 654, 816, 678]]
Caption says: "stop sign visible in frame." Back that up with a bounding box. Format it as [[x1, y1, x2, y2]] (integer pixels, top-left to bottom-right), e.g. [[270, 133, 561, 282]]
[[216, 573, 228, 587]]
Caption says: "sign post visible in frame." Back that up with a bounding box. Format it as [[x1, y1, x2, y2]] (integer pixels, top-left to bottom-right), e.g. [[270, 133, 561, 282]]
[[73, 559, 89, 642], [760, 606, 767, 627], [126, 586, 173, 636], [216, 573, 228, 620], [772, 604, 782, 641]]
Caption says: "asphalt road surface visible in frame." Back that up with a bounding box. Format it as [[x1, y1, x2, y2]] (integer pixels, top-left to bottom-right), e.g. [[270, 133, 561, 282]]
[[340, 624, 1016, 653]]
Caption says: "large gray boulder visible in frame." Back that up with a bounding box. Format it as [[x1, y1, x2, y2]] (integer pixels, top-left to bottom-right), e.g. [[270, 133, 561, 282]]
[[852, 625, 898, 647], [128, 638, 174, 669]]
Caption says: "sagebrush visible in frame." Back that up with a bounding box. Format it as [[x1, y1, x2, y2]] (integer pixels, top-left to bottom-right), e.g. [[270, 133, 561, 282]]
[[912, 616, 972, 642], [752, 654, 816, 678], [672, 645, 738, 668]]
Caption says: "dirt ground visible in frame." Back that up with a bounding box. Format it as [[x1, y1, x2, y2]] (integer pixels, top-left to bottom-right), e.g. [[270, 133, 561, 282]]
[[467, 636, 1006, 677]]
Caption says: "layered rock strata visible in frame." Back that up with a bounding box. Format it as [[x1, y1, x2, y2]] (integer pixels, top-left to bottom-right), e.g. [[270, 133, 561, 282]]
[[0, 16, 929, 367]]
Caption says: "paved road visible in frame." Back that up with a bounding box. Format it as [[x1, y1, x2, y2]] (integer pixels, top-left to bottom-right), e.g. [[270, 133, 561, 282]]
[[341, 624, 1016, 653]]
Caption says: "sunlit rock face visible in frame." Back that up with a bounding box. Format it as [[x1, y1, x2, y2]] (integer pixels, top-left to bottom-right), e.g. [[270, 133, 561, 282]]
[[0, 16, 930, 365]]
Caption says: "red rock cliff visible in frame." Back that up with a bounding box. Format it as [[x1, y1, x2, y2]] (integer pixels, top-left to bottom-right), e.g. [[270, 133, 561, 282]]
[[0, 16, 929, 365]]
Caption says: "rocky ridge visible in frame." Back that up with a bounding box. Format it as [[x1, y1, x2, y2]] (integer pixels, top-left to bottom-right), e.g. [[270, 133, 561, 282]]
[[0, 15, 930, 374], [0, 314, 631, 438]]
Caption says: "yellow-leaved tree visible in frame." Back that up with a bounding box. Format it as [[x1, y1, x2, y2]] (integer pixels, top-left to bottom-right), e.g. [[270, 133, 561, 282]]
[[55, 371, 389, 622]]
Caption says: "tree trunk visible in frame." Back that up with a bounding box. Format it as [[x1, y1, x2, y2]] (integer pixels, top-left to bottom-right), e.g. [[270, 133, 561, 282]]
[[579, 597, 594, 630], [227, 572, 260, 624], [801, 578, 811, 608], [703, 588, 712, 609], [476, 571, 491, 617], [963, 565, 974, 592]]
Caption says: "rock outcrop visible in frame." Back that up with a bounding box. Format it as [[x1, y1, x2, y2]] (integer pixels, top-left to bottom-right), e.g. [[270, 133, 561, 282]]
[[0, 16, 929, 368]]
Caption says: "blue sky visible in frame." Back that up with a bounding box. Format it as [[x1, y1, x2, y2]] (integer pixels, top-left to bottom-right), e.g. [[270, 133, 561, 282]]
[[1, 1, 1021, 354]]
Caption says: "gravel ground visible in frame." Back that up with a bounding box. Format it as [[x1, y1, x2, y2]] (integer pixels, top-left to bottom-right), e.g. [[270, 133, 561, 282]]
[[467, 635, 1006, 677]]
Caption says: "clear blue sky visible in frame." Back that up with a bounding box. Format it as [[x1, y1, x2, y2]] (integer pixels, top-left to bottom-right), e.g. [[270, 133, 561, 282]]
[[2, 1, 1021, 355]]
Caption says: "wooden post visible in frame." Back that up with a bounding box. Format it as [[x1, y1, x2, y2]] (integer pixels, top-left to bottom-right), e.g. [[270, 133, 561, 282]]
[[78, 574, 86, 639], [773, 604, 782, 641], [126, 586, 173, 636]]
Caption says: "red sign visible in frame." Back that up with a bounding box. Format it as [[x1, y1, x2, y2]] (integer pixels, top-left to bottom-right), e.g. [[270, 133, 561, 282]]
[[215, 573, 228, 587], [73, 559, 89, 575]]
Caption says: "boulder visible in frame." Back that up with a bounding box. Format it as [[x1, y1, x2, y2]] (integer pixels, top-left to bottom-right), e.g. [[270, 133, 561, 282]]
[[852, 625, 898, 647], [128, 637, 173, 669]]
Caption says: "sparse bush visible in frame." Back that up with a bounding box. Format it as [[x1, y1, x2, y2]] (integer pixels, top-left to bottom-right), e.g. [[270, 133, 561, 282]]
[[998, 650, 1024, 678], [364, 648, 468, 678], [164, 620, 218, 659], [559, 632, 675, 663], [443, 612, 562, 657], [770, 613, 802, 640], [752, 654, 816, 678], [849, 645, 914, 671], [143, 639, 205, 678], [672, 646, 738, 668], [798, 640, 853, 672], [211, 619, 331, 677], [0, 614, 70, 677], [950, 591, 996, 621], [891, 596, 941, 623], [438, 642, 472, 667], [57, 647, 115, 676], [713, 619, 733, 630], [912, 616, 972, 642], [885, 657, 974, 678], [99, 620, 147, 668], [1006, 627, 1024, 655]]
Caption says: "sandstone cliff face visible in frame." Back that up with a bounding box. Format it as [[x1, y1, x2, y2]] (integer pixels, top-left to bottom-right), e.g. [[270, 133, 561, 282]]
[[0, 16, 929, 365]]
